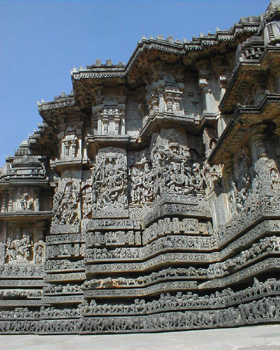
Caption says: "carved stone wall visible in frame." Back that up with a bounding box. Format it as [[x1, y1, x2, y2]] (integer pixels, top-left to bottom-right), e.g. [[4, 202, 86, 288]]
[[1, 1, 280, 334]]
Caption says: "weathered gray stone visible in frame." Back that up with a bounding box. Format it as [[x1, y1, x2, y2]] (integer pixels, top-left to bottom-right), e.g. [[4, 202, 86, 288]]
[[1, 0, 280, 335]]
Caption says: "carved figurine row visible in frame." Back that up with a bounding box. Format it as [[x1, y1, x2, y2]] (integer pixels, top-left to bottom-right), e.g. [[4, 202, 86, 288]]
[[0, 278, 278, 321], [0, 290, 42, 298], [81, 278, 280, 315], [86, 234, 218, 261], [85, 234, 279, 268], [84, 266, 207, 289], [216, 193, 280, 246], [46, 243, 84, 259], [0, 296, 279, 334], [0, 264, 44, 277], [208, 235, 280, 277], [142, 217, 213, 245], [44, 284, 83, 294], [86, 230, 141, 247], [44, 259, 85, 272], [83, 236, 280, 293]]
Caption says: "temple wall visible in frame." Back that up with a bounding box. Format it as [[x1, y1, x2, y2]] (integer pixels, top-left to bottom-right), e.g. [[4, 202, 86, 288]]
[[1, 1, 280, 334]]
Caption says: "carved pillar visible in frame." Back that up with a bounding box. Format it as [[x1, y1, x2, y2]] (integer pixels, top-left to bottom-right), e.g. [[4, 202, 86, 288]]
[[164, 91, 173, 112], [1, 193, 8, 213], [219, 75, 227, 100], [70, 140, 76, 158], [199, 71, 219, 115], [8, 189, 14, 212], [34, 188, 40, 212], [65, 141, 70, 156], [254, 83, 266, 105], [250, 126, 267, 162], [78, 138, 82, 158], [100, 111, 108, 135], [223, 159, 234, 191], [61, 141, 65, 158], [114, 114, 121, 134]]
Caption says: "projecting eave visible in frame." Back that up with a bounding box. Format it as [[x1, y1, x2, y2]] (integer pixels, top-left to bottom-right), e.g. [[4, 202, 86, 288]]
[[220, 46, 280, 114], [70, 18, 260, 102], [38, 93, 81, 126], [37, 16, 261, 120], [209, 93, 280, 165]]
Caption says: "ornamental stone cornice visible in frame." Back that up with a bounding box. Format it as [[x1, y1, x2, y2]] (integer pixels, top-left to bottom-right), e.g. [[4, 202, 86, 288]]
[[3, 4, 280, 334], [220, 46, 280, 115], [37, 17, 260, 120], [209, 94, 280, 164], [0, 211, 53, 222], [71, 19, 260, 83]]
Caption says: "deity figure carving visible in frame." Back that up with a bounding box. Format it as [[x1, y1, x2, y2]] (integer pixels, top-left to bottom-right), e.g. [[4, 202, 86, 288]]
[[130, 159, 154, 205], [92, 147, 128, 210], [34, 242, 45, 264], [5, 229, 33, 264], [234, 146, 252, 190], [17, 191, 34, 211], [270, 168, 280, 192], [229, 146, 253, 215], [150, 128, 208, 198], [2, 4, 280, 335], [151, 130, 189, 197], [52, 179, 80, 225], [202, 162, 223, 192], [82, 182, 92, 219]]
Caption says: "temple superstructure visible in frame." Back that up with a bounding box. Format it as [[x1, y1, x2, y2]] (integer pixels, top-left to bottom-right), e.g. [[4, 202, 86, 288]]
[[1, 1, 280, 334]]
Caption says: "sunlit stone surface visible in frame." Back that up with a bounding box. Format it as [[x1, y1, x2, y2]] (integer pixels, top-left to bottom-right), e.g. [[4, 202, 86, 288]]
[[1, 1, 280, 335]]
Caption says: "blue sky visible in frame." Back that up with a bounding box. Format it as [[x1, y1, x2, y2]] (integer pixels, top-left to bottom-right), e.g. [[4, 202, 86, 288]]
[[0, 0, 269, 167]]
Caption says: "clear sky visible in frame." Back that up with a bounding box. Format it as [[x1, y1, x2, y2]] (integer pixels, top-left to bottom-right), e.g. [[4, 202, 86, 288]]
[[0, 0, 269, 167]]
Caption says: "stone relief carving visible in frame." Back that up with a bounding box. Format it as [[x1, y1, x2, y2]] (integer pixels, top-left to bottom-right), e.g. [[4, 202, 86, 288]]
[[92, 94, 126, 136], [203, 128, 217, 158], [1, 278, 280, 334], [5, 229, 33, 264], [150, 129, 193, 198], [145, 72, 184, 118], [34, 241, 45, 264], [57, 123, 82, 161], [81, 180, 92, 219], [130, 161, 154, 205], [2, 4, 280, 335], [17, 191, 34, 211], [92, 147, 128, 212], [52, 178, 81, 226]]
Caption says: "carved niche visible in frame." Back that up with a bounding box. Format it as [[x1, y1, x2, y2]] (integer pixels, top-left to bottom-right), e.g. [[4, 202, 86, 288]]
[[58, 123, 82, 161], [145, 71, 184, 117], [3, 223, 45, 265], [5, 228, 33, 264], [92, 92, 126, 136]]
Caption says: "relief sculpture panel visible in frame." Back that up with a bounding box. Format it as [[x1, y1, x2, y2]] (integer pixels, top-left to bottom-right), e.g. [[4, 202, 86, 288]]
[[1, 2, 280, 334]]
